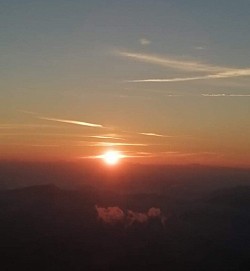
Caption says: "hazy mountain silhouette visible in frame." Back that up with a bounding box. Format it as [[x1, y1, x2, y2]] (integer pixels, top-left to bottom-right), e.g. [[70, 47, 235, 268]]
[[0, 162, 250, 271]]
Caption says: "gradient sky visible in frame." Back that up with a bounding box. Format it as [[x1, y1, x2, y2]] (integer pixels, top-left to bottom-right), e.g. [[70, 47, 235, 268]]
[[1, 0, 250, 166]]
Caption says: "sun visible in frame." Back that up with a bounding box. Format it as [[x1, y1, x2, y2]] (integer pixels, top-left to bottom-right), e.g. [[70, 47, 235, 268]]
[[103, 150, 122, 165]]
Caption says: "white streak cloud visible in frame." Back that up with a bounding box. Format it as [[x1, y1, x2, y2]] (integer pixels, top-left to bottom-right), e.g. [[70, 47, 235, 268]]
[[117, 50, 227, 72], [202, 93, 250, 97], [127, 69, 250, 83], [39, 117, 104, 128], [117, 50, 250, 84], [0, 124, 58, 129], [89, 135, 125, 140], [139, 132, 169, 137], [80, 142, 148, 147]]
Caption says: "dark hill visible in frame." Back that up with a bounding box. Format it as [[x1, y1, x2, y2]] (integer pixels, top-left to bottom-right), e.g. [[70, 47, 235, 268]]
[[0, 184, 250, 270]]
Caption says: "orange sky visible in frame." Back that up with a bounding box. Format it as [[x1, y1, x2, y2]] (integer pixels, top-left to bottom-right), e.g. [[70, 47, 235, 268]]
[[1, 1, 250, 167]]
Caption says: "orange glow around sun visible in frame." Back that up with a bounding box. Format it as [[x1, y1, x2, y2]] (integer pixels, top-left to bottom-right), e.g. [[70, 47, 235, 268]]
[[102, 151, 122, 165]]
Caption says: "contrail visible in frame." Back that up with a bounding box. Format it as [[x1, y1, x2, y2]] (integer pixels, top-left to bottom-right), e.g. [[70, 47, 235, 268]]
[[38, 117, 104, 128], [89, 135, 126, 140], [127, 69, 250, 83], [202, 93, 250, 97], [139, 132, 170, 137], [117, 50, 228, 72], [117, 50, 250, 83], [21, 111, 179, 141], [79, 142, 148, 147]]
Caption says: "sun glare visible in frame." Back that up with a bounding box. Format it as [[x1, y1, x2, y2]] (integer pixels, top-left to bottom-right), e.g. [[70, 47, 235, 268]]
[[103, 151, 121, 165]]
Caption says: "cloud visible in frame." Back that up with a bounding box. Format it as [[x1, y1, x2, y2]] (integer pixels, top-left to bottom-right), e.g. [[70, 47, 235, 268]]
[[163, 93, 250, 97], [156, 93, 250, 98], [194, 46, 206, 50], [139, 38, 151, 45], [117, 50, 227, 72], [38, 117, 104, 128], [202, 93, 250, 97], [139, 132, 170, 137], [148, 208, 167, 227], [96, 206, 125, 225], [147, 207, 162, 218], [21, 111, 173, 144], [20, 110, 104, 128], [1, 143, 60, 147], [96, 206, 167, 228], [117, 50, 250, 84], [0, 124, 59, 129], [18, 110, 38, 115], [164, 151, 218, 157], [83, 142, 148, 147], [80, 151, 215, 161], [79, 152, 155, 160], [127, 69, 250, 83], [89, 135, 126, 140], [29, 144, 60, 147], [126, 210, 149, 226]]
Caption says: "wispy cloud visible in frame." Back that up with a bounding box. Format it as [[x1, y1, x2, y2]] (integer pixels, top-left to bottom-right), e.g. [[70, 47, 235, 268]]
[[163, 93, 250, 97], [124, 151, 218, 158], [20, 110, 105, 129], [139, 132, 170, 137], [79, 142, 148, 147], [128, 69, 250, 83], [79, 151, 156, 160], [0, 124, 58, 129], [194, 46, 206, 50], [139, 38, 151, 46], [161, 151, 218, 157], [117, 50, 227, 72], [0, 143, 60, 147], [29, 144, 60, 147], [120, 129, 177, 138], [117, 50, 250, 84], [78, 151, 218, 161], [20, 111, 182, 144], [89, 135, 125, 140], [202, 93, 250, 97], [39, 117, 104, 128], [18, 110, 38, 115]]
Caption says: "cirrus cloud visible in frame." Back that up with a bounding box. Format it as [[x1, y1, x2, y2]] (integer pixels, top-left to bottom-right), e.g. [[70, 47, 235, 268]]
[[116, 50, 250, 84]]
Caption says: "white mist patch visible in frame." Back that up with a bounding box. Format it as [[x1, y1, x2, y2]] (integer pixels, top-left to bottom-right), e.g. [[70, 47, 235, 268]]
[[95, 206, 167, 228], [95, 206, 125, 225]]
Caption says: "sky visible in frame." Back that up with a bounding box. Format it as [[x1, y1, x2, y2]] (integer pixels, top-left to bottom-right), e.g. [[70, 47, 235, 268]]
[[1, 0, 250, 166]]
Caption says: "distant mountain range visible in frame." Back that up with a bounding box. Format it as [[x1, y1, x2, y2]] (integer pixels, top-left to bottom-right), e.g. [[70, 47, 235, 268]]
[[0, 181, 249, 270]]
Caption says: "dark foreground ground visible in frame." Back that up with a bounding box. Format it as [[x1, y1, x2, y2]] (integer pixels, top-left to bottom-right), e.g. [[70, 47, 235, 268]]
[[0, 161, 250, 270]]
